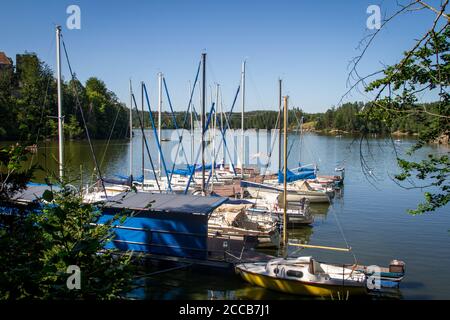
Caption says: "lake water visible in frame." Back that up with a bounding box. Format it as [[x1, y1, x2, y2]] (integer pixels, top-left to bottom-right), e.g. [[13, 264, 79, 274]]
[[4, 129, 450, 300]]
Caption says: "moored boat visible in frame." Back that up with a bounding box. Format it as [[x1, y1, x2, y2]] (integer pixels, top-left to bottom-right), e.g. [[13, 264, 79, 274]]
[[235, 256, 368, 297], [245, 198, 314, 225], [209, 204, 280, 248], [242, 180, 331, 203]]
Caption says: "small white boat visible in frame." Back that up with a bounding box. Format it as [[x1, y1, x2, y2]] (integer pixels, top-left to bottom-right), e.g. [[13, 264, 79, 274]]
[[83, 182, 131, 203], [235, 256, 368, 297], [242, 180, 331, 203], [209, 204, 280, 248], [245, 199, 314, 225]]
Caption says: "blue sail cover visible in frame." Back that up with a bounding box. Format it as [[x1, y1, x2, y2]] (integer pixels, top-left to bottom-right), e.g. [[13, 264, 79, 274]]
[[169, 168, 193, 176], [169, 163, 222, 176], [296, 163, 316, 172], [113, 174, 144, 183], [278, 169, 316, 183], [187, 163, 221, 172]]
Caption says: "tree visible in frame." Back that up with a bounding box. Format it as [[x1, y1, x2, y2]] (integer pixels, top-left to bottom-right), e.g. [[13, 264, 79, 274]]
[[347, 0, 450, 214], [0, 143, 136, 299], [0, 53, 129, 142]]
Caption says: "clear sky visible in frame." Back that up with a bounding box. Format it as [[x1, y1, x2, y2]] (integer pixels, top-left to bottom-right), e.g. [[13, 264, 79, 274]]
[[0, 0, 439, 113]]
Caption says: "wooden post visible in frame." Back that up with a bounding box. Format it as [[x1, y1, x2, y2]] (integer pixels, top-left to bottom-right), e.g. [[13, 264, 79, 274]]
[[283, 96, 288, 248]]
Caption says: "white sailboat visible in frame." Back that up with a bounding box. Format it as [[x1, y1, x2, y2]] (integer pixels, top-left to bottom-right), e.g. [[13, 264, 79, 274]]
[[236, 96, 368, 297]]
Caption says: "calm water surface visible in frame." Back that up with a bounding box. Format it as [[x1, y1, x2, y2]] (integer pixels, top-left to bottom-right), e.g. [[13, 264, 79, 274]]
[[4, 130, 450, 299]]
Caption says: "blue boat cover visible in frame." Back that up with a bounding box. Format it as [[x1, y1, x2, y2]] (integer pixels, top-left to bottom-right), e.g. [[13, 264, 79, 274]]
[[169, 168, 193, 176], [169, 164, 221, 176], [278, 169, 316, 183], [187, 163, 221, 172]]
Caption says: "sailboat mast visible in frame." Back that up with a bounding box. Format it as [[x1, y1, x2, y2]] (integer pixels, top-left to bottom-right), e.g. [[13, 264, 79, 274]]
[[283, 95, 288, 247], [189, 81, 194, 164], [129, 79, 133, 178], [141, 81, 145, 189], [299, 115, 303, 165], [201, 53, 206, 195], [158, 72, 163, 178], [56, 26, 64, 180], [220, 87, 225, 166], [240, 60, 246, 178], [212, 83, 219, 192], [278, 78, 282, 173]]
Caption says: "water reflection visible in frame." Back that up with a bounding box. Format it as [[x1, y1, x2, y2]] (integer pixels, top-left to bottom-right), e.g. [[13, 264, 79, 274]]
[[2, 131, 449, 299]]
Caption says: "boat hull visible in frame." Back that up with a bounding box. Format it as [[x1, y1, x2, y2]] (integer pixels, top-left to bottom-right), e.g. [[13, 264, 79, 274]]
[[235, 267, 367, 297], [247, 187, 330, 203]]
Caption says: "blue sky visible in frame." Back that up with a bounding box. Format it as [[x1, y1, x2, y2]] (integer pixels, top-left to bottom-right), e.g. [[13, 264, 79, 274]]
[[0, 0, 439, 112]]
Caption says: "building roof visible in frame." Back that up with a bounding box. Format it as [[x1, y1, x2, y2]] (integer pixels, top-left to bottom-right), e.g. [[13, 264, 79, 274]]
[[0, 52, 12, 65], [103, 191, 227, 215]]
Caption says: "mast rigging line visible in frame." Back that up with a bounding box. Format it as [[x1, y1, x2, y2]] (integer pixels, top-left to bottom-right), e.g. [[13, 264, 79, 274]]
[[210, 84, 242, 177], [29, 63, 53, 171], [162, 77, 192, 171], [142, 83, 172, 192], [168, 60, 201, 180], [183, 102, 216, 194], [205, 85, 241, 187], [29, 34, 56, 171], [328, 204, 358, 265], [60, 35, 107, 199], [251, 107, 282, 206], [130, 92, 161, 193], [98, 98, 123, 169], [282, 110, 304, 171]]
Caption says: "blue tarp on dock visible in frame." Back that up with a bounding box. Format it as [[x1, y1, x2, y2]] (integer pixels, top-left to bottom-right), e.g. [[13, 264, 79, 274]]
[[99, 192, 227, 260]]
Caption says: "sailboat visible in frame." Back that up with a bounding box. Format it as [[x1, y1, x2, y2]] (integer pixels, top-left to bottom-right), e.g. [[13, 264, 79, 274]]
[[242, 179, 332, 203], [245, 197, 314, 225], [235, 96, 369, 297], [208, 203, 280, 248], [235, 256, 367, 297]]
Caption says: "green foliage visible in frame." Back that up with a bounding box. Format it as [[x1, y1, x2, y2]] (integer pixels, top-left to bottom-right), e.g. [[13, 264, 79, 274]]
[[65, 114, 83, 139], [1, 188, 135, 299], [396, 154, 450, 214], [364, 20, 450, 214], [0, 144, 36, 201], [0, 143, 136, 300], [0, 53, 129, 141], [34, 189, 135, 299]]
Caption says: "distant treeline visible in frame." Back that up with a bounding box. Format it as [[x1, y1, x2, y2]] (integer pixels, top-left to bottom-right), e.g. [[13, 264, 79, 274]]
[[132, 109, 302, 130], [0, 52, 129, 141], [311, 101, 438, 134], [135, 101, 435, 135], [0, 52, 435, 142]]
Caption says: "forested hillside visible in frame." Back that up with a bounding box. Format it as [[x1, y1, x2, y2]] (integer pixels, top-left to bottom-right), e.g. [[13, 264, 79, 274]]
[[0, 52, 129, 141]]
